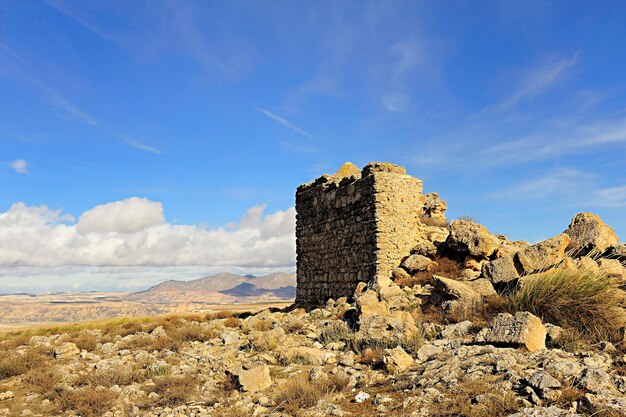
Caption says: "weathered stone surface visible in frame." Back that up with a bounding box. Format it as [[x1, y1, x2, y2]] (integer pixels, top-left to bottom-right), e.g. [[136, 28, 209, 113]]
[[420, 192, 447, 226], [401, 254, 436, 274], [477, 312, 547, 352], [280, 347, 327, 366], [334, 162, 361, 179], [432, 275, 480, 316], [383, 346, 414, 374], [230, 365, 272, 392], [576, 256, 600, 272], [528, 371, 561, 391], [447, 220, 497, 258], [54, 342, 80, 359], [391, 267, 411, 282], [564, 212, 619, 256], [295, 162, 423, 307], [411, 239, 437, 257], [507, 407, 581, 417], [482, 255, 520, 283], [598, 258, 626, 280], [577, 367, 612, 393], [0, 391, 13, 401], [515, 234, 570, 275], [465, 278, 497, 297], [604, 243, 626, 262]]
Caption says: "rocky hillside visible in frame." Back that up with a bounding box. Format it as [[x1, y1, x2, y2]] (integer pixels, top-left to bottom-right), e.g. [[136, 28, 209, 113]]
[[1, 200, 625, 416]]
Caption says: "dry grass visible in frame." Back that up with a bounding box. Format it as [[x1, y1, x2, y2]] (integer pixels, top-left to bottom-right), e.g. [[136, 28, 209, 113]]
[[0, 346, 52, 379], [429, 377, 521, 417], [318, 320, 352, 345], [151, 375, 198, 406], [274, 373, 346, 413], [70, 331, 98, 351], [24, 367, 62, 397], [508, 269, 625, 342], [53, 386, 118, 417], [223, 317, 242, 328]]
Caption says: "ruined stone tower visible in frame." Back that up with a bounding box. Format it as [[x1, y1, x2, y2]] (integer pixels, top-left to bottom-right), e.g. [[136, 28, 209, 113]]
[[295, 162, 424, 307]]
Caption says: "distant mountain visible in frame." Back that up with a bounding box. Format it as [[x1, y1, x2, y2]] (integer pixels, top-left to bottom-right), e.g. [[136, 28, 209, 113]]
[[126, 272, 296, 304]]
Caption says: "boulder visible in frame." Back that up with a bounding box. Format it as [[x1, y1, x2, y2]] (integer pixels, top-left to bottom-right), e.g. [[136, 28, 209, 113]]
[[564, 212, 619, 256], [528, 370, 561, 391], [229, 365, 272, 392], [482, 255, 520, 284], [392, 267, 411, 282], [598, 258, 626, 280], [515, 234, 570, 275], [411, 239, 437, 257], [576, 256, 599, 272], [334, 162, 361, 179], [432, 275, 481, 316], [356, 289, 388, 318], [465, 278, 497, 297], [420, 192, 447, 226], [605, 243, 626, 262], [424, 225, 450, 247], [477, 312, 547, 352], [447, 220, 497, 258], [54, 342, 80, 359], [383, 346, 414, 374], [401, 254, 436, 274]]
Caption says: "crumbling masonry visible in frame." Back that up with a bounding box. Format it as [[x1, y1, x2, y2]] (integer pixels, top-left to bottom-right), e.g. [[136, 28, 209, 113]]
[[295, 162, 425, 307]]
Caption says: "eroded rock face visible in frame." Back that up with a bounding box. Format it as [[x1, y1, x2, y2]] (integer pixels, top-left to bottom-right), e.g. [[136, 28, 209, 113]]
[[482, 255, 520, 284], [54, 342, 80, 359], [515, 234, 570, 275], [401, 254, 436, 274], [420, 192, 447, 226], [564, 212, 619, 256], [432, 275, 481, 316], [383, 346, 414, 374], [477, 312, 547, 352], [447, 220, 497, 259], [229, 365, 272, 392]]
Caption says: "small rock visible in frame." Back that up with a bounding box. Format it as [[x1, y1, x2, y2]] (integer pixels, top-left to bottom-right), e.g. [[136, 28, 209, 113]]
[[229, 365, 272, 392], [354, 391, 370, 403], [528, 371, 561, 391], [477, 312, 547, 352], [401, 254, 436, 274], [0, 392, 13, 402], [54, 342, 80, 359], [383, 346, 414, 374]]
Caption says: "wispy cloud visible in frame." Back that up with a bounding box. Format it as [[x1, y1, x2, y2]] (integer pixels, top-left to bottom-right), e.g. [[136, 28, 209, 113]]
[[256, 108, 313, 138], [44, 0, 115, 42], [492, 168, 626, 208], [127, 140, 164, 154], [0, 42, 98, 126], [498, 51, 581, 110], [9, 159, 29, 174]]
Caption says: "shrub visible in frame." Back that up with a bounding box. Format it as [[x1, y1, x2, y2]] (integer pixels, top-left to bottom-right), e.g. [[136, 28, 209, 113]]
[[318, 321, 352, 345], [71, 331, 97, 351], [151, 375, 197, 406], [274, 376, 325, 413], [508, 269, 624, 342], [53, 386, 118, 417], [24, 367, 62, 397]]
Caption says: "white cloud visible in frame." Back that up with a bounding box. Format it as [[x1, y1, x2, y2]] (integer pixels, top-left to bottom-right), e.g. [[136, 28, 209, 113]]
[[0, 198, 296, 268], [127, 140, 164, 154], [77, 197, 165, 234], [256, 108, 313, 138], [9, 159, 28, 174]]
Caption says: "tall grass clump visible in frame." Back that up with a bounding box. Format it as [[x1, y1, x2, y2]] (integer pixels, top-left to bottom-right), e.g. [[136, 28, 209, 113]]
[[509, 269, 624, 342]]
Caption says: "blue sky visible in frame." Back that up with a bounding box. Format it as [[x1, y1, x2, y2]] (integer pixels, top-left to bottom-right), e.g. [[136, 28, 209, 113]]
[[1, 0, 626, 292]]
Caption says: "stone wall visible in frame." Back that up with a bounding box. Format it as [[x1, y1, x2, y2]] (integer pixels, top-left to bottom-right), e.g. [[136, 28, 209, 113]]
[[295, 162, 423, 307]]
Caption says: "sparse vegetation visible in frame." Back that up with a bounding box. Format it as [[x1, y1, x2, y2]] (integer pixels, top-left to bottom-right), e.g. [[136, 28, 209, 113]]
[[508, 269, 625, 342], [151, 375, 198, 406]]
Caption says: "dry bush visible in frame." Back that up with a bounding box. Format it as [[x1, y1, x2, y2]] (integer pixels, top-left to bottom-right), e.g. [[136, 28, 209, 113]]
[[400, 331, 424, 354], [223, 317, 242, 328], [357, 347, 385, 366], [123, 333, 155, 349], [508, 269, 625, 342], [24, 367, 62, 397], [274, 373, 345, 414], [71, 331, 98, 351], [318, 320, 352, 345], [92, 366, 146, 388], [0, 346, 51, 379], [167, 324, 218, 343], [53, 386, 118, 417], [151, 375, 198, 406], [283, 318, 306, 333], [205, 311, 238, 320], [430, 377, 521, 417], [105, 321, 144, 338], [150, 335, 181, 352], [3, 334, 31, 349], [457, 215, 480, 223]]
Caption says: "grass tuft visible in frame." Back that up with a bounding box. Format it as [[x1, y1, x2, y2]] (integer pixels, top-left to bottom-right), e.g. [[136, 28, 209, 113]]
[[508, 269, 624, 342]]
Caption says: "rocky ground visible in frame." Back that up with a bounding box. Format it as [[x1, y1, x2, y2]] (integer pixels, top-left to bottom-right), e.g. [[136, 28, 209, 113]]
[[1, 208, 626, 417]]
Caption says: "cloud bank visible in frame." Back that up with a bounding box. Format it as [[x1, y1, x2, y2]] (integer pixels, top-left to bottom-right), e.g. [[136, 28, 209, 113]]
[[0, 198, 296, 268]]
